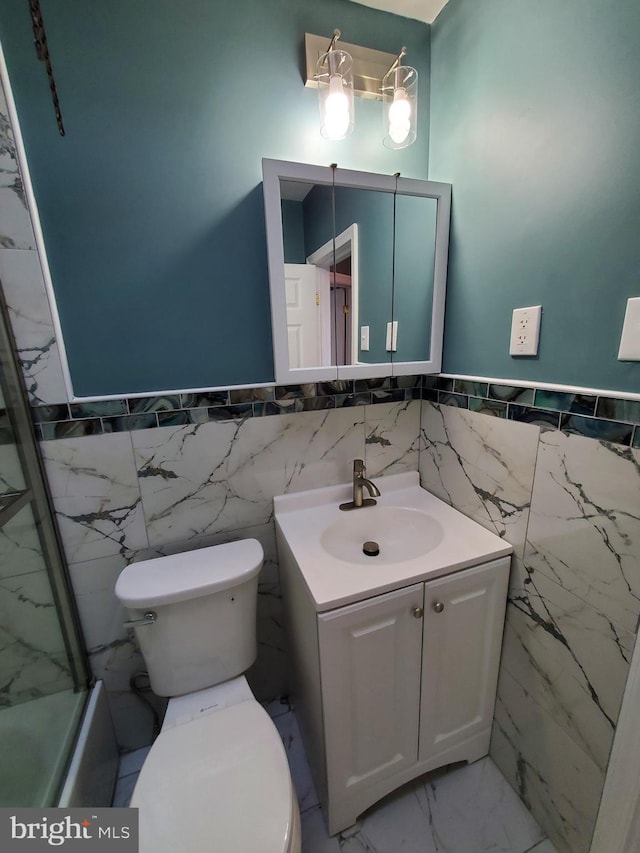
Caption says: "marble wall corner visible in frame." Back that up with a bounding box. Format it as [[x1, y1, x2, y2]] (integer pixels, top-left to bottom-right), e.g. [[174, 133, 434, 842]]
[[501, 558, 632, 774], [364, 399, 421, 477], [0, 249, 67, 405], [0, 83, 35, 251], [419, 401, 539, 557], [524, 431, 640, 638], [491, 667, 604, 853], [0, 80, 68, 406]]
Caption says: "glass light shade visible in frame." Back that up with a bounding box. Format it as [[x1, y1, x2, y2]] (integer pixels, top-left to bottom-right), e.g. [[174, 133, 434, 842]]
[[316, 49, 355, 140], [382, 65, 418, 149]]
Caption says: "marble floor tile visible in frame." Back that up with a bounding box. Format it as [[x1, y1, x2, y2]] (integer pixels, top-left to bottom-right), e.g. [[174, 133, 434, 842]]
[[118, 746, 151, 778], [108, 689, 157, 753], [527, 840, 559, 853], [418, 757, 545, 853], [263, 696, 292, 719], [339, 780, 438, 853], [301, 806, 341, 853], [300, 753, 551, 853], [109, 708, 555, 853], [273, 710, 320, 815], [111, 773, 137, 808]]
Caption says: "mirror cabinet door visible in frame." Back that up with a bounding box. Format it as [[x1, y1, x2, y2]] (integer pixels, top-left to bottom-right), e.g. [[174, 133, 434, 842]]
[[263, 160, 451, 386], [280, 177, 335, 374], [391, 193, 438, 366], [332, 185, 394, 375]]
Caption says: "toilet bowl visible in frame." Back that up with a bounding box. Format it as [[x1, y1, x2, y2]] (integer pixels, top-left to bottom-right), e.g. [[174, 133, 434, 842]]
[[115, 540, 301, 853]]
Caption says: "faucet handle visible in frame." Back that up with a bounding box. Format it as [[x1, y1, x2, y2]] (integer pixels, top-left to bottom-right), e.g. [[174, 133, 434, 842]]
[[354, 459, 365, 475]]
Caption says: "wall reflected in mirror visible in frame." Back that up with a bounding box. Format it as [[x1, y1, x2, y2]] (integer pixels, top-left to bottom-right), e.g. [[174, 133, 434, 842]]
[[392, 193, 437, 364], [280, 178, 438, 372]]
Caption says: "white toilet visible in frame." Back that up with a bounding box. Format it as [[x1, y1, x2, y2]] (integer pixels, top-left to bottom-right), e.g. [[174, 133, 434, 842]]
[[114, 539, 301, 853]]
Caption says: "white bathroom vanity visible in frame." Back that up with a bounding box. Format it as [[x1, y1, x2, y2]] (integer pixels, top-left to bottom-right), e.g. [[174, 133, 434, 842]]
[[274, 472, 513, 835]]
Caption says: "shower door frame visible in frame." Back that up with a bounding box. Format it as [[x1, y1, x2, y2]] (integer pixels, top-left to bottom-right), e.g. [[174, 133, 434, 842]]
[[0, 285, 90, 695]]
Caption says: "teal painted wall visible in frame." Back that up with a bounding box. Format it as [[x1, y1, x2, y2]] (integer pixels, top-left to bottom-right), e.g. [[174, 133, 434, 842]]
[[430, 0, 640, 393], [281, 201, 306, 265], [0, 0, 430, 395]]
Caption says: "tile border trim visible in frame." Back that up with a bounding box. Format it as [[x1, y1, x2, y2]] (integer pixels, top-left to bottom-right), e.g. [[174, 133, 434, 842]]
[[24, 375, 640, 447], [29, 377, 422, 440], [423, 377, 640, 449]]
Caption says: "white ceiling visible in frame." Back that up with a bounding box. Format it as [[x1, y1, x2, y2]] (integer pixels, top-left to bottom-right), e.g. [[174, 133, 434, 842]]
[[347, 0, 449, 24]]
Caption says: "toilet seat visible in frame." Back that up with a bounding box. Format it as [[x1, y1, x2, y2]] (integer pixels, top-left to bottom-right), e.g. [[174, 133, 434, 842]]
[[131, 699, 296, 853]]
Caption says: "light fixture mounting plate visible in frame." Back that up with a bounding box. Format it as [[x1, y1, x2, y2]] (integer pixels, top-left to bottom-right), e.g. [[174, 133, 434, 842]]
[[305, 33, 398, 101]]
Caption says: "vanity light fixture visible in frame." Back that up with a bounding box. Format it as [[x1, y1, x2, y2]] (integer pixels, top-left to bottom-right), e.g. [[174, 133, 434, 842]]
[[315, 29, 355, 141], [382, 48, 418, 149], [306, 32, 417, 148]]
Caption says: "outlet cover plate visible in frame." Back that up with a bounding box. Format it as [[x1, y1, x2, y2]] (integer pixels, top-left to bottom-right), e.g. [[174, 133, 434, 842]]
[[510, 305, 542, 356], [618, 298, 640, 360]]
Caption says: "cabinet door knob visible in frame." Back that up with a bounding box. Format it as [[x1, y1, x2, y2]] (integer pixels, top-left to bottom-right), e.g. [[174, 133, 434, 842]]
[[412, 607, 424, 619], [433, 601, 445, 613]]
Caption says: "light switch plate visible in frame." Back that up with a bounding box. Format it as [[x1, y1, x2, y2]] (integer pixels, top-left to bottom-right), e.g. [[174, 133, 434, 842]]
[[618, 298, 640, 360], [360, 326, 370, 352], [510, 305, 542, 356]]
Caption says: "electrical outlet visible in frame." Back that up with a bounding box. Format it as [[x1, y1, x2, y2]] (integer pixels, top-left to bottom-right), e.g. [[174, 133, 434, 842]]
[[509, 305, 542, 356]]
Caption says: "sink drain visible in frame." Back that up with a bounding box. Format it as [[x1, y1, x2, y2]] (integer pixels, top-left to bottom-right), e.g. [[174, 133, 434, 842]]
[[363, 541, 380, 557]]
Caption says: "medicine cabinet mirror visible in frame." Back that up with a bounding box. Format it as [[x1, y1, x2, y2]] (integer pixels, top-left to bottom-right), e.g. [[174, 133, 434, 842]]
[[262, 159, 451, 384]]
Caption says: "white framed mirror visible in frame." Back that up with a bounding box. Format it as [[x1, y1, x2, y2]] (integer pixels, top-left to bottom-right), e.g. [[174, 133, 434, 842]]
[[262, 159, 451, 384]]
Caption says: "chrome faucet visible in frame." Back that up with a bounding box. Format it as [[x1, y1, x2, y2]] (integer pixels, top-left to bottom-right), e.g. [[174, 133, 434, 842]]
[[339, 459, 381, 511]]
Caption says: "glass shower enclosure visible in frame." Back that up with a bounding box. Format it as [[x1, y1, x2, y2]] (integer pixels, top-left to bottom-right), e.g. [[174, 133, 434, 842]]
[[0, 284, 89, 806]]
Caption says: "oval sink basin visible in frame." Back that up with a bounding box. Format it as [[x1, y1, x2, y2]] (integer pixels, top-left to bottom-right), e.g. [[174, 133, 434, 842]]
[[320, 506, 444, 566]]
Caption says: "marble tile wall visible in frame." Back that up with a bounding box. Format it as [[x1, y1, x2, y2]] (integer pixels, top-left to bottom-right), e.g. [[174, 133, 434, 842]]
[[39, 400, 420, 750], [419, 401, 640, 853], [0, 79, 74, 707], [0, 503, 75, 706], [0, 81, 67, 406]]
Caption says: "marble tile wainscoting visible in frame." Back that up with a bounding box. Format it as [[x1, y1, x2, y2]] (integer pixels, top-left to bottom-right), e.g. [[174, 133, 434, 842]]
[[38, 396, 421, 751], [419, 396, 640, 853]]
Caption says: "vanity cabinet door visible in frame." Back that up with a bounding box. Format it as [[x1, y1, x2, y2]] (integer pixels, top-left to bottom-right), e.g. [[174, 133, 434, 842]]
[[318, 584, 423, 804], [418, 557, 510, 762]]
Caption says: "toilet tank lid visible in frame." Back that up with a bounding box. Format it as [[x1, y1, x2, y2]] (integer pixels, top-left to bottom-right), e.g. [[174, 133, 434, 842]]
[[115, 539, 263, 608]]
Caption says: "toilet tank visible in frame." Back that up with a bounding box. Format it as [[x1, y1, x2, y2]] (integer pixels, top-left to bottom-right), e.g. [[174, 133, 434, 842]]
[[115, 540, 263, 697]]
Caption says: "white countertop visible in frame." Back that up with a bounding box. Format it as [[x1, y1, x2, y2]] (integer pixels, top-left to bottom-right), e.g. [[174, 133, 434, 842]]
[[274, 471, 513, 612]]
